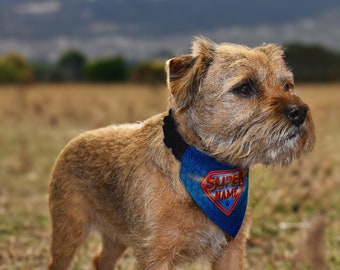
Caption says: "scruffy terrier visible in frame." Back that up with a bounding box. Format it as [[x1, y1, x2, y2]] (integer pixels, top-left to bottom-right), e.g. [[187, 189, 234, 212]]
[[47, 37, 315, 270]]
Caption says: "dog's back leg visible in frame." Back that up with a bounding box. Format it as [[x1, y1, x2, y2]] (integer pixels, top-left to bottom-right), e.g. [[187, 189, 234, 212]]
[[47, 176, 91, 270], [93, 233, 126, 270]]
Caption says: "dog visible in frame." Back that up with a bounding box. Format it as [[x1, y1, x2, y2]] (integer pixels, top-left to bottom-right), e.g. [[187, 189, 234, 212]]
[[47, 37, 315, 270]]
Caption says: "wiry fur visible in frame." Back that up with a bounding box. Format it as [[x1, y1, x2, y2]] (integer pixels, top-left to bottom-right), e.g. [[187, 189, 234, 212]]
[[47, 37, 315, 270], [171, 37, 314, 167]]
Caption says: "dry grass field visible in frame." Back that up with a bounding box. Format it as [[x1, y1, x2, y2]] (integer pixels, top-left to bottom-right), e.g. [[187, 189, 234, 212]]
[[0, 83, 339, 270]]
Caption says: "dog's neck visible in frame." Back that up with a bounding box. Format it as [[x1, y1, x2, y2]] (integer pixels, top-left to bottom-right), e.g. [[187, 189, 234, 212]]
[[162, 110, 249, 238], [162, 109, 190, 161]]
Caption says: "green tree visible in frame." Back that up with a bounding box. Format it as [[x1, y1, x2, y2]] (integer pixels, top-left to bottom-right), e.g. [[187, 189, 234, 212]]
[[85, 57, 128, 82], [0, 54, 32, 83], [131, 61, 166, 83], [30, 61, 54, 82], [284, 43, 340, 82], [57, 49, 87, 81]]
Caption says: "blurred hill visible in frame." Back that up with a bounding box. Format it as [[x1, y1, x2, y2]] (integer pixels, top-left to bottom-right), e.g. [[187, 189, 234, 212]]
[[0, 0, 340, 60]]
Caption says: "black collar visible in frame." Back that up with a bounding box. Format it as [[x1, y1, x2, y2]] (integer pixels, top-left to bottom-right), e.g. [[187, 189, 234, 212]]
[[163, 109, 189, 161]]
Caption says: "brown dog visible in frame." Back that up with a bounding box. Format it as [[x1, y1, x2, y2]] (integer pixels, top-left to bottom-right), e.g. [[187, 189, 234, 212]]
[[47, 37, 315, 270]]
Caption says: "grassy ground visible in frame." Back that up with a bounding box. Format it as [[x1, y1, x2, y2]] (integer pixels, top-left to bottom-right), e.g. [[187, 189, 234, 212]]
[[0, 83, 339, 270]]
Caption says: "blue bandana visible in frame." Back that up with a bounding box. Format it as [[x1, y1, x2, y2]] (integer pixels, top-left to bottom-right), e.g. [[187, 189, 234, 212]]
[[163, 110, 249, 238], [180, 146, 248, 238]]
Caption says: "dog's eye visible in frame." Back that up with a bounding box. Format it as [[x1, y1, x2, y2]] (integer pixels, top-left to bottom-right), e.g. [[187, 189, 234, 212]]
[[284, 82, 294, 92], [232, 84, 254, 97]]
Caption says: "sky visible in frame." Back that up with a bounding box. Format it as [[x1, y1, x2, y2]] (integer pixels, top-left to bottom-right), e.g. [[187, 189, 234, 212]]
[[0, 0, 339, 61]]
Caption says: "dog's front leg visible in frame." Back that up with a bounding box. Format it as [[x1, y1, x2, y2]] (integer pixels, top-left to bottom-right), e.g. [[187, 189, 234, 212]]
[[212, 238, 246, 270], [212, 211, 250, 270]]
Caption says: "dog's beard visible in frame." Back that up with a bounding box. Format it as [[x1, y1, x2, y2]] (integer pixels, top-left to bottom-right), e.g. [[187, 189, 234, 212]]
[[199, 118, 314, 168]]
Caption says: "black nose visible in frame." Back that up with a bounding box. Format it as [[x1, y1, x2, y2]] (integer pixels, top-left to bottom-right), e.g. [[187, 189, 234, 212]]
[[284, 105, 308, 126]]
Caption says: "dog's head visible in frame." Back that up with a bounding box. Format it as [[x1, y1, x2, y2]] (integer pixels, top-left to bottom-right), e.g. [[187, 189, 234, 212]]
[[165, 37, 315, 167]]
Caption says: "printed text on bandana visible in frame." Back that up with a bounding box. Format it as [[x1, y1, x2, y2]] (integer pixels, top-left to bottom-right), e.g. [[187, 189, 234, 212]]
[[201, 169, 246, 216]]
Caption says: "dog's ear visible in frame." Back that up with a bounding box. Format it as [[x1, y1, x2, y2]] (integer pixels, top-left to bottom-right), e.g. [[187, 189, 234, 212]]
[[165, 55, 197, 110], [166, 37, 215, 110], [256, 44, 286, 66], [191, 36, 216, 59]]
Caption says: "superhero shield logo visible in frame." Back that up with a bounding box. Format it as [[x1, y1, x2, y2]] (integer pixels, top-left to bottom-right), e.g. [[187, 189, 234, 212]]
[[201, 169, 247, 216]]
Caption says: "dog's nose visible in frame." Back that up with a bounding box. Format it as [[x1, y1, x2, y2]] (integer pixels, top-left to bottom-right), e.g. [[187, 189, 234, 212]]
[[284, 105, 308, 126]]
